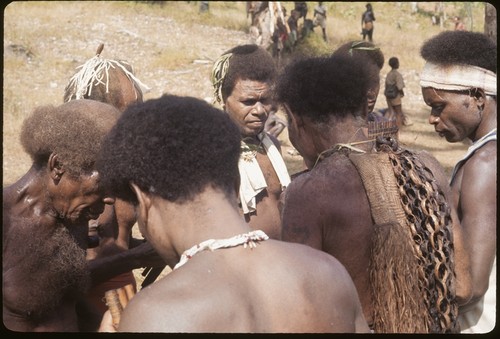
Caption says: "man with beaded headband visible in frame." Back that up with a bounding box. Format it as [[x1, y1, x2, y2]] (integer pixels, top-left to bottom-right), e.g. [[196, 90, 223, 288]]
[[97, 94, 369, 332], [277, 53, 472, 333], [419, 30, 496, 333], [211, 44, 290, 240]]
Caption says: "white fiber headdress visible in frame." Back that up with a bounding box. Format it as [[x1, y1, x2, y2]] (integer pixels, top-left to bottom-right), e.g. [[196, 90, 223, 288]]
[[419, 62, 496, 96]]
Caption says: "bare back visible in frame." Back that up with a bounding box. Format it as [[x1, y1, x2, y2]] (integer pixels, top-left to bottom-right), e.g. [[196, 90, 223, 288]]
[[281, 153, 375, 325], [118, 240, 369, 333], [281, 147, 469, 332]]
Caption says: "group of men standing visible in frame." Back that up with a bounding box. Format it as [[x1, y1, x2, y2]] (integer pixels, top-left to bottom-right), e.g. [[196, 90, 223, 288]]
[[3, 24, 496, 334]]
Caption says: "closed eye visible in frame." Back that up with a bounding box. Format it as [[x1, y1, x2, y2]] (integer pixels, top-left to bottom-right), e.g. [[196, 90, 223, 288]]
[[430, 104, 445, 117]]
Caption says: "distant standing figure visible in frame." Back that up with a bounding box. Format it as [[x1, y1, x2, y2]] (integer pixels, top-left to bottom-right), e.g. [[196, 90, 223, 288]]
[[294, 2, 308, 21], [454, 16, 466, 31], [287, 9, 300, 47], [361, 3, 375, 42], [313, 2, 327, 42], [384, 57, 408, 129], [199, 1, 209, 13]]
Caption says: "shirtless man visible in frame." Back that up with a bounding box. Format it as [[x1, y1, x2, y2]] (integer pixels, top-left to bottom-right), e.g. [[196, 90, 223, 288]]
[[2, 99, 119, 331], [211, 44, 290, 240], [332, 40, 386, 123], [276, 54, 471, 333], [63, 45, 163, 331], [97, 94, 369, 333], [419, 30, 496, 333]]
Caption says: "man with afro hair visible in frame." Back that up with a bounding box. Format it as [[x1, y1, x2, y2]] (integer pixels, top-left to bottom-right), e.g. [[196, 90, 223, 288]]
[[97, 94, 369, 333], [211, 44, 290, 240], [2, 99, 119, 331], [277, 54, 472, 333], [332, 40, 387, 123], [420, 30, 496, 333]]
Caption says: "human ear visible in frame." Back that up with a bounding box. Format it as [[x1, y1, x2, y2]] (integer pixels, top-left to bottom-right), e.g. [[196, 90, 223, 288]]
[[284, 104, 304, 128], [471, 88, 486, 109], [130, 182, 151, 229], [48, 153, 65, 181]]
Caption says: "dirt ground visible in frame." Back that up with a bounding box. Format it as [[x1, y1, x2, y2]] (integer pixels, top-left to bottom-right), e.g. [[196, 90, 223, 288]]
[[3, 2, 470, 286], [3, 1, 470, 186]]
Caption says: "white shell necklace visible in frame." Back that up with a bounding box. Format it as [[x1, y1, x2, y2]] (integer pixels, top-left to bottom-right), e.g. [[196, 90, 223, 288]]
[[173, 230, 269, 270]]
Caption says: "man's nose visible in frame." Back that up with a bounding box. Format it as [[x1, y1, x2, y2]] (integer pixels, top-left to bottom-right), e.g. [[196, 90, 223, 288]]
[[428, 115, 440, 125], [253, 102, 268, 116]]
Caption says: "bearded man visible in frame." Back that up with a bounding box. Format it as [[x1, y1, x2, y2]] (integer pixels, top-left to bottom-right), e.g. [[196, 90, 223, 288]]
[[3, 99, 119, 331]]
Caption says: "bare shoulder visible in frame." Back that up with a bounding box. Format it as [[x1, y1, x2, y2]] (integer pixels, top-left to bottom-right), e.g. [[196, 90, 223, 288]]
[[459, 141, 497, 194], [119, 275, 199, 332], [276, 239, 354, 287], [463, 141, 497, 172], [288, 153, 357, 195]]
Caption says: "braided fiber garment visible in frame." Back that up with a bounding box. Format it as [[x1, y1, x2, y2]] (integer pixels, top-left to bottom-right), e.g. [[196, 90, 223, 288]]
[[347, 137, 458, 333]]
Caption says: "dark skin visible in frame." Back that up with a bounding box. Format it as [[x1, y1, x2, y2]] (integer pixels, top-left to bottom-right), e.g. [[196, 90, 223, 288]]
[[74, 71, 164, 331], [3, 154, 114, 332], [423, 87, 496, 311], [99, 184, 369, 333], [223, 78, 286, 240], [280, 110, 472, 327]]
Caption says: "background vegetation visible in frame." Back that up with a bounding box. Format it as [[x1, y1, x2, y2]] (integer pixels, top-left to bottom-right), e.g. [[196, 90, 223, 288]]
[[3, 1, 488, 186]]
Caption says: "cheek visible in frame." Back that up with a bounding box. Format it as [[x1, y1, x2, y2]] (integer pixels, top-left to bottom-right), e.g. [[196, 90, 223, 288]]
[[226, 103, 246, 122]]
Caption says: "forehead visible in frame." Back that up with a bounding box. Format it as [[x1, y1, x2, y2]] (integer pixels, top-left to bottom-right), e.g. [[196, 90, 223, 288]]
[[422, 87, 455, 102], [73, 170, 101, 188], [231, 79, 271, 97]]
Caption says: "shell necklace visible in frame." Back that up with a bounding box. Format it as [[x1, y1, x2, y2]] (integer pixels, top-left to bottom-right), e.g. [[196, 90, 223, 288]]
[[173, 230, 269, 270]]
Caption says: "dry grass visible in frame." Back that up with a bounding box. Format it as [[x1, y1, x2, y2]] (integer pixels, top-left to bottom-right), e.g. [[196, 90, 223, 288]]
[[3, 1, 485, 182], [3, 0, 485, 289]]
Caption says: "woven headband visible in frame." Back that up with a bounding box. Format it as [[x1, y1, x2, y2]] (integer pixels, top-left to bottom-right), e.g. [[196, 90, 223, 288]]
[[211, 52, 232, 105], [419, 62, 496, 96], [66, 55, 151, 101], [349, 40, 380, 56]]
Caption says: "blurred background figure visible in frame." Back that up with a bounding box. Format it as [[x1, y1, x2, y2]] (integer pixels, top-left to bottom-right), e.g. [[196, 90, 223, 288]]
[[361, 3, 375, 42]]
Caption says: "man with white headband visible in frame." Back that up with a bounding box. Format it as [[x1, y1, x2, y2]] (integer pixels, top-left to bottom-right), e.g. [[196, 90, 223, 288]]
[[420, 30, 496, 333]]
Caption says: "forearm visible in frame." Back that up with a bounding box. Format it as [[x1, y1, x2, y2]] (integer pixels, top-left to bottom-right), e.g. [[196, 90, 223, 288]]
[[88, 248, 141, 285], [88, 242, 164, 285]]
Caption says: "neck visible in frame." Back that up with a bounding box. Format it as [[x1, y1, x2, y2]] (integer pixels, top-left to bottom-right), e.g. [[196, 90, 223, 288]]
[[472, 98, 497, 142], [313, 116, 371, 154], [150, 187, 253, 261]]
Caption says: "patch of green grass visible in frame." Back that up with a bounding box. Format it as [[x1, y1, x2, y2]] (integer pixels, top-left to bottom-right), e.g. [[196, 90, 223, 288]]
[[294, 32, 331, 58]]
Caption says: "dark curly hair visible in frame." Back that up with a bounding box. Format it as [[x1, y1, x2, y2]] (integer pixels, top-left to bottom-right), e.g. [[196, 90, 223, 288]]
[[420, 30, 497, 73], [333, 40, 384, 70], [20, 99, 120, 177], [275, 54, 375, 123], [96, 94, 242, 204], [220, 44, 277, 102], [389, 57, 399, 69]]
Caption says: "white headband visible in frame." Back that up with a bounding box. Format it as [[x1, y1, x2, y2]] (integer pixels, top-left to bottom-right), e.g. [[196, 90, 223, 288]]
[[419, 62, 496, 96]]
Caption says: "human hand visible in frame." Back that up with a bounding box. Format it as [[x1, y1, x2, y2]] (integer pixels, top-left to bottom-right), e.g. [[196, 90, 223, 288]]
[[98, 310, 117, 332]]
